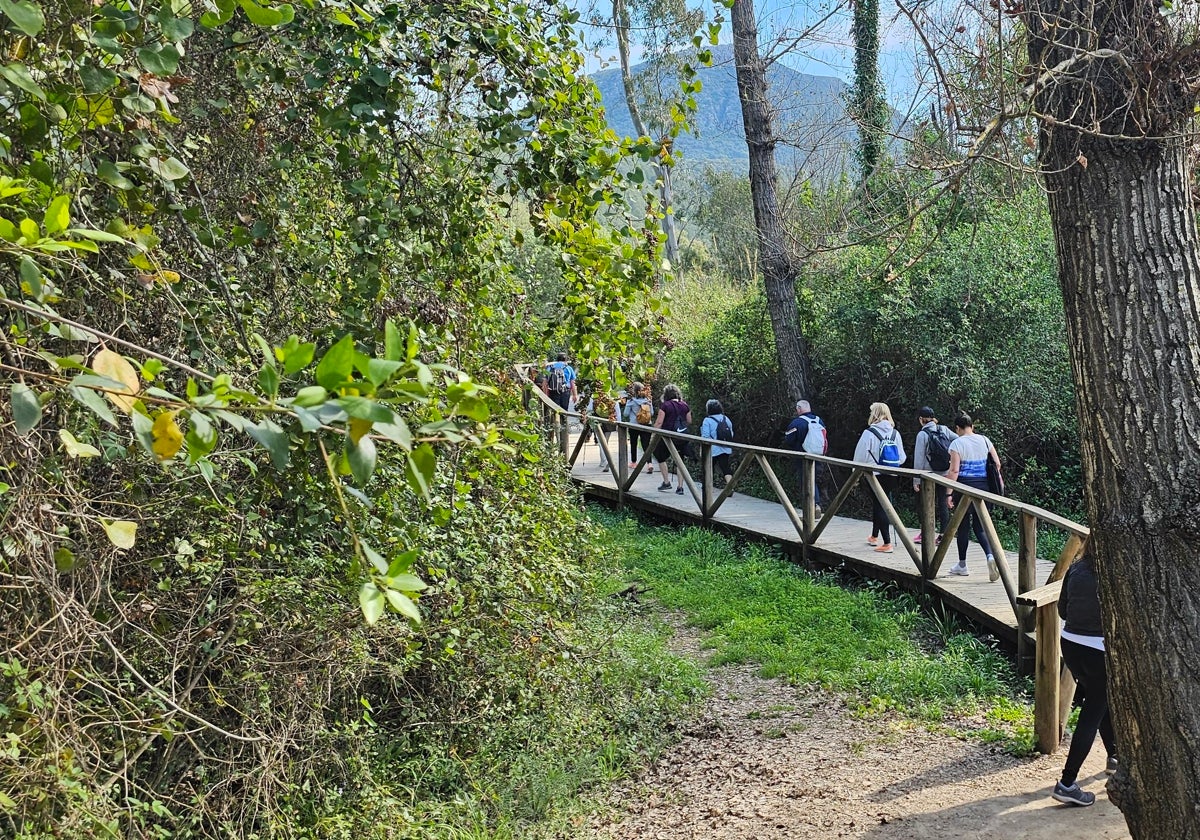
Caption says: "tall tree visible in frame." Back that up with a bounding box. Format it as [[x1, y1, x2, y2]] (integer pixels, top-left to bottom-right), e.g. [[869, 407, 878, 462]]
[[1023, 0, 1200, 834], [611, 0, 701, 269], [849, 0, 889, 180], [730, 0, 814, 402]]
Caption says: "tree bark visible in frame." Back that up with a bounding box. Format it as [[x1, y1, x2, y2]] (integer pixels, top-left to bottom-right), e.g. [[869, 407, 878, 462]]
[[613, 0, 680, 268], [1026, 0, 1200, 834], [730, 0, 813, 403]]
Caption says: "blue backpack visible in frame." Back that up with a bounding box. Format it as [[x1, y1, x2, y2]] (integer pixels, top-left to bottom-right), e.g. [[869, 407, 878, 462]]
[[869, 427, 903, 468]]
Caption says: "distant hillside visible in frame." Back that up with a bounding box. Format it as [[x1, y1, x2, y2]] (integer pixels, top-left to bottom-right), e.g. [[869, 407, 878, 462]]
[[592, 44, 857, 175]]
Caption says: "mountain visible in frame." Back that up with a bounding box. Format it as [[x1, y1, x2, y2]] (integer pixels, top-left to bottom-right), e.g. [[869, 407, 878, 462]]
[[591, 44, 858, 175]]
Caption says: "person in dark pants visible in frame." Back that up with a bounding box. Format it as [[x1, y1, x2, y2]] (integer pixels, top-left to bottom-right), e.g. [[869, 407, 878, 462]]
[[944, 414, 1000, 580], [1052, 554, 1118, 806], [543, 352, 577, 411], [851, 402, 906, 554]]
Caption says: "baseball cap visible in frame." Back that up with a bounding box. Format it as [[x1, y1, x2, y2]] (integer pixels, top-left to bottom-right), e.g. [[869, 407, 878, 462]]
[[918, 406, 936, 419]]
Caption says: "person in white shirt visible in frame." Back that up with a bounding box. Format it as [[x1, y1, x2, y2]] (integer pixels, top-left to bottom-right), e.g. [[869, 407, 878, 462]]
[[944, 413, 1000, 580]]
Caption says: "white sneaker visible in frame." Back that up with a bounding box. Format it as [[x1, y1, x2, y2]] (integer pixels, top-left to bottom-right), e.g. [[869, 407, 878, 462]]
[[948, 564, 969, 576], [987, 555, 999, 582]]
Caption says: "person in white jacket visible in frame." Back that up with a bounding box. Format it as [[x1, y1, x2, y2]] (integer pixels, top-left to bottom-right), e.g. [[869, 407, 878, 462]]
[[852, 402, 906, 554]]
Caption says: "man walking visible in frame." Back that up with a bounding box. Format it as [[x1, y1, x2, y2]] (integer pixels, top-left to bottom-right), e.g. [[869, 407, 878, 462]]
[[783, 400, 827, 511], [544, 352, 577, 412], [913, 407, 956, 543]]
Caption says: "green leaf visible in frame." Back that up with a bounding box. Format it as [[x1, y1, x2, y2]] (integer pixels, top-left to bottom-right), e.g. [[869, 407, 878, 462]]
[[69, 384, 118, 427], [347, 435, 376, 486], [314, 335, 356, 390], [68, 226, 129, 242], [95, 161, 134, 190], [200, 0, 235, 26], [0, 0, 43, 35], [385, 589, 421, 622], [238, 0, 289, 26], [43, 195, 69, 235], [454, 395, 490, 422], [100, 519, 137, 550], [383, 319, 403, 361], [386, 549, 416, 576], [366, 358, 402, 386], [361, 543, 388, 574], [79, 62, 118, 94], [292, 385, 327, 407], [18, 256, 41, 298], [404, 443, 436, 500], [10, 383, 40, 433], [280, 337, 315, 374], [374, 416, 412, 451], [257, 364, 279, 399], [59, 429, 101, 458], [245, 419, 289, 470], [335, 395, 393, 422], [54, 547, 78, 573], [358, 581, 385, 624], [136, 44, 180, 75], [0, 62, 45, 100], [130, 410, 155, 457], [386, 573, 426, 592], [19, 217, 38, 240], [185, 412, 217, 463], [146, 156, 189, 181]]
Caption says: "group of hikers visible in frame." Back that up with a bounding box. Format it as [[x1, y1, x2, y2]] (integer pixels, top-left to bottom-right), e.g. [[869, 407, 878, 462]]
[[534, 353, 1118, 810], [532, 355, 1005, 579]]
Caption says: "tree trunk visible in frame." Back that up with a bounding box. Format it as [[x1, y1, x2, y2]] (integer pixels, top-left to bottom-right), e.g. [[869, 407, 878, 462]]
[[850, 0, 888, 180], [613, 0, 680, 268], [730, 0, 813, 403], [1026, 1, 1200, 834]]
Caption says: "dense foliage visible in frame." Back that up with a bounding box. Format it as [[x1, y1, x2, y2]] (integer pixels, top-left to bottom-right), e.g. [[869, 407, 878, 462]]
[[668, 186, 1083, 520], [0, 0, 698, 835]]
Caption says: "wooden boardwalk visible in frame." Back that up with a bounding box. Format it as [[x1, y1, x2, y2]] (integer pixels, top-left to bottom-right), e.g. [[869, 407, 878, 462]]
[[567, 432, 1056, 651]]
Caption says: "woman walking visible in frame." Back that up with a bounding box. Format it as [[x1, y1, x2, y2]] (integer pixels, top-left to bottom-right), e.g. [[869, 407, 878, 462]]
[[700, 399, 734, 488], [623, 382, 655, 474], [1051, 554, 1118, 806], [944, 413, 1001, 580], [652, 384, 692, 494], [852, 402, 906, 554]]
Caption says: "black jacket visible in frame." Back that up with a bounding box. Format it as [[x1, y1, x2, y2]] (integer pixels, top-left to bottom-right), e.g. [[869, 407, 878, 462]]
[[1059, 558, 1104, 638]]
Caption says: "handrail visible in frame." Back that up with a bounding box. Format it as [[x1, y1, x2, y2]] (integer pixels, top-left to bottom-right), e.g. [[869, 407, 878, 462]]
[[518, 362, 1087, 754]]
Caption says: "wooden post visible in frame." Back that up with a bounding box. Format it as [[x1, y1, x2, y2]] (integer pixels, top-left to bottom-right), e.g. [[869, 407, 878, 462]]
[[1016, 580, 1068, 755], [759, 454, 805, 539], [802, 457, 816, 549], [616, 427, 629, 508], [1035, 602, 1063, 753], [702, 442, 713, 522], [1017, 512, 1039, 673], [919, 479, 936, 577], [557, 413, 569, 458]]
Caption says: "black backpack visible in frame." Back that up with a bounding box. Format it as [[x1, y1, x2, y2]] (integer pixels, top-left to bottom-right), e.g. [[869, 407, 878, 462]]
[[546, 363, 568, 393], [715, 416, 733, 442], [925, 425, 952, 472]]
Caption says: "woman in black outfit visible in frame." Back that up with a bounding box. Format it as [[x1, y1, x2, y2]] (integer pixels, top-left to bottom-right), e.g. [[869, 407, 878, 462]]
[[1052, 554, 1118, 807]]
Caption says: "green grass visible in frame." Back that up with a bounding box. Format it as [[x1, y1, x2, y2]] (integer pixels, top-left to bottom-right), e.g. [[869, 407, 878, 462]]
[[593, 506, 1036, 754]]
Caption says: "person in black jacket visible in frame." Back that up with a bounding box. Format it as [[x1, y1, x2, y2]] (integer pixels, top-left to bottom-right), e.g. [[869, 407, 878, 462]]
[[1052, 554, 1118, 807]]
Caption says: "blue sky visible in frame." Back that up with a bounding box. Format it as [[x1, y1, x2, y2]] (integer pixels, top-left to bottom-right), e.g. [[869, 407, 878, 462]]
[[576, 0, 927, 113]]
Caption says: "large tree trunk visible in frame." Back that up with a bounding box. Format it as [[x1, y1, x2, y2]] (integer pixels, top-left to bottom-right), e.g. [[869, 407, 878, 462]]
[[1026, 1, 1200, 835], [613, 0, 680, 268], [730, 0, 813, 403]]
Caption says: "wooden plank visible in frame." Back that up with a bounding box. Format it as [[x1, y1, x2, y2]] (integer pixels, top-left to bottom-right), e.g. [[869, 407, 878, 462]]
[[567, 419, 589, 465], [1016, 580, 1063, 608], [662, 437, 702, 511], [802, 458, 817, 545], [702, 442, 713, 522], [973, 499, 1019, 620], [919, 479, 936, 576]]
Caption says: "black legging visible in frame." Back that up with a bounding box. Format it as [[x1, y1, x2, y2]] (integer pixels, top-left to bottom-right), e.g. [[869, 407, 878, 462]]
[[1060, 638, 1116, 785], [872, 475, 897, 545], [953, 477, 993, 565], [628, 427, 652, 465]]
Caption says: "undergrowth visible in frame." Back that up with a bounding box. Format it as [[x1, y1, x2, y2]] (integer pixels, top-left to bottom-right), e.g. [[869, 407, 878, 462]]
[[593, 507, 1036, 755]]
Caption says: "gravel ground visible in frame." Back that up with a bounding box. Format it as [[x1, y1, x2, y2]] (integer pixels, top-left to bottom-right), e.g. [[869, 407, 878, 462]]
[[585, 620, 1130, 840]]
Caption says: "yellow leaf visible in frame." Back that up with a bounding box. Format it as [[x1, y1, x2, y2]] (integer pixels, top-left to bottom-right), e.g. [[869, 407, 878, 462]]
[[151, 411, 183, 460], [349, 416, 373, 444], [92, 348, 139, 414], [58, 429, 101, 458], [100, 518, 137, 550]]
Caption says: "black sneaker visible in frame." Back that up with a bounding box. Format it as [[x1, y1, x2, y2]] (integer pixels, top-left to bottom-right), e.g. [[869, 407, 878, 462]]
[[676, 486, 685, 495], [1106, 756, 1118, 775], [658, 482, 673, 491], [1052, 781, 1095, 807]]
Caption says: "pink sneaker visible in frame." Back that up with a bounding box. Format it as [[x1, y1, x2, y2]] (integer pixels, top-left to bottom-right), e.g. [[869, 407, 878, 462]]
[[914, 533, 923, 544]]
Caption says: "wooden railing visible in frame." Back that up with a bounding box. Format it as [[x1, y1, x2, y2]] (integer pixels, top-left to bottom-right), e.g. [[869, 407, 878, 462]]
[[518, 366, 1088, 753]]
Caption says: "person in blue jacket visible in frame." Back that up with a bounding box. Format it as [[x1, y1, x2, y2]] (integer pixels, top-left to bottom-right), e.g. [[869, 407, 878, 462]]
[[700, 399, 734, 488]]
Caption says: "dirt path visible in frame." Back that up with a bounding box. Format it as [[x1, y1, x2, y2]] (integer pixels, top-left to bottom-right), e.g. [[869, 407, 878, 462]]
[[586, 621, 1130, 840]]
